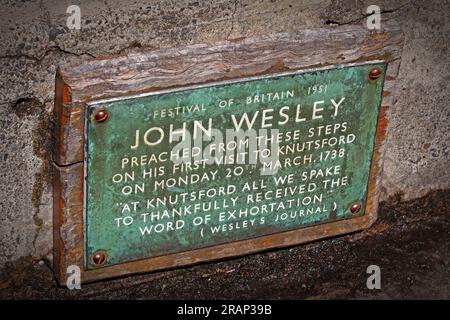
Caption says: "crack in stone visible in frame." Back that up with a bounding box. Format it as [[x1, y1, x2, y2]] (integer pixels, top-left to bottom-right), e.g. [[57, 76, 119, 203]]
[[1, 0, 96, 63], [0, 45, 96, 63], [52, 159, 84, 168], [325, 2, 412, 26]]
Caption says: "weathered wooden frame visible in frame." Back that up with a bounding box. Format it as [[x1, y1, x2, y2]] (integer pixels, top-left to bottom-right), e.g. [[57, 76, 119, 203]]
[[53, 23, 403, 285]]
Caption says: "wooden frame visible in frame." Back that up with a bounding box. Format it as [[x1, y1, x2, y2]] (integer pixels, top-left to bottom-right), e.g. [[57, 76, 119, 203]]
[[53, 23, 403, 284]]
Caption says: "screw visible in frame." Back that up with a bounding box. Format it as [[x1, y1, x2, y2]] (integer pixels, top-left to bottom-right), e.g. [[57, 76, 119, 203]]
[[368, 68, 382, 80], [94, 109, 108, 123], [350, 202, 362, 214], [92, 251, 107, 266]]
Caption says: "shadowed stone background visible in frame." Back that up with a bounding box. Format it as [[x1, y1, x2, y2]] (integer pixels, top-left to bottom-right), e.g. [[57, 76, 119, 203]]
[[0, 0, 448, 298]]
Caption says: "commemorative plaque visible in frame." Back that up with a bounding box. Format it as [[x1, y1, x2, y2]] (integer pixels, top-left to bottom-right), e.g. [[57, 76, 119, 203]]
[[86, 63, 384, 268], [53, 25, 403, 283]]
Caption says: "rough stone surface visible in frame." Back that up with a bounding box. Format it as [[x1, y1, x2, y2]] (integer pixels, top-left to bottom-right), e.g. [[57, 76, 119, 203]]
[[0, 0, 449, 275]]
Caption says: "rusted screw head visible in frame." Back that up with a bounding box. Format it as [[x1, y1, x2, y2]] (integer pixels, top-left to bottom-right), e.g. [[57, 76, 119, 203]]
[[94, 109, 108, 123], [92, 251, 107, 265], [368, 68, 382, 80], [350, 202, 362, 214]]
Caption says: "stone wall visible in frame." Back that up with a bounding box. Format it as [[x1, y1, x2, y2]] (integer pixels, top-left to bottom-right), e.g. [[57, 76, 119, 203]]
[[0, 0, 448, 265]]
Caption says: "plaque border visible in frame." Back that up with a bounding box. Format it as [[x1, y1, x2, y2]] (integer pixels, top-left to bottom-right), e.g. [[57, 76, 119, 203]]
[[53, 24, 403, 284]]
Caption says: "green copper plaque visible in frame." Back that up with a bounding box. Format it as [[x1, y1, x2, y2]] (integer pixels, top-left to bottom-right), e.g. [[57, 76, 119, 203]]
[[85, 63, 386, 268]]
